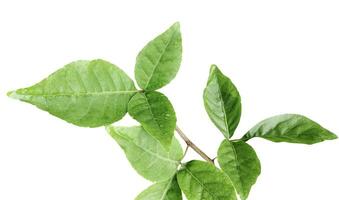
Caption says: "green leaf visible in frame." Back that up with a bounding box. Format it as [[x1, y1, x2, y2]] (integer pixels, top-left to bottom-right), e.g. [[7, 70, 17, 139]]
[[106, 126, 183, 182], [135, 176, 182, 200], [7, 59, 136, 127], [242, 114, 337, 144], [177, 160, 236, 200], [135, 22, 182, 91], [128, 91, 176, 149], [217, 139, 261, 200], [203, 65, 241, 138]]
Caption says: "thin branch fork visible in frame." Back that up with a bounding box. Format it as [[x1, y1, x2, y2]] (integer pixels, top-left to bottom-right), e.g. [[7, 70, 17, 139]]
[[175, 126, 214, 164]]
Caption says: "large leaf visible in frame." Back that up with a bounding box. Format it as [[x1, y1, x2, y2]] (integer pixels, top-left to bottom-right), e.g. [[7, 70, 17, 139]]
[[106, 126, 183, 182], [177, 160, 236, 200], [203, 65, 241, 138], [128, 91, 176, 149], [8, 59, 136, 127], [217, 139, 261, 200], [242, 114, 337, 144], [135, 176, 182, 200], [135, 22, 182, 91]]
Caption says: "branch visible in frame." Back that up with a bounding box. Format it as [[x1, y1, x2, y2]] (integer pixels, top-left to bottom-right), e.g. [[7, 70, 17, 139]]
[[175, 126, 214, 164]]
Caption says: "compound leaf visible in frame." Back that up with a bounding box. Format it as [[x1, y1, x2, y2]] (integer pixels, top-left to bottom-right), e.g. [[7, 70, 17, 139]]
[[135, 22, 182, 91], [106, 126, 183, 182], [203, 65, 241, 138], [135, 176, 182, 200], [8, 59, 136, 127], [217, 139, 261, 200], [128, 91, 176, 149], [177, 160, 236, 200], [242, 114, 337, 144]]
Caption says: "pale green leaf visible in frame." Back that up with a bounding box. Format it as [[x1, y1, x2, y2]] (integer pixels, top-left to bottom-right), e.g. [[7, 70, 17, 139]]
[[135, 22, 182, 91], [128, 91, 176, 149], [177, 160, 236, 200], [203, 65, 241, 138], [242, 114, 337, 144], [217, 139, 261, 200], [8, 59, 136, 127], [135, 176, 182, 200], [106, 126, 183, 182]]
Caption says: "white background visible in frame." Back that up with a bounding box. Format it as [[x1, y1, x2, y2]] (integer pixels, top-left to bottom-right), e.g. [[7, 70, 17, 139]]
[[1, 0, 338, 199]]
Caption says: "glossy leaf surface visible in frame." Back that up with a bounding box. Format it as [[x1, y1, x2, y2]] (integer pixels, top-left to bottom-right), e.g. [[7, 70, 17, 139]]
[[177, 160, 236, 200], [203, 65, 241, 138], [128, 91, 176, 149], [242, 114, 337, 144], [136, 176, 182, 200], [8, 59, 136, 127], [135, 22, 182, 91], [107, 126, 183, 182], [218, 140, 261, 200]]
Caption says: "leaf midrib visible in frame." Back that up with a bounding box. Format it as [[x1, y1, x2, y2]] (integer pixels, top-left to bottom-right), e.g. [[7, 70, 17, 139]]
[[144, 30, 176, 89], [229, 142, 245, 197], [116, 131, 179, 164], [159, 178, 174, 200], [213, 77, 230, 137], [184, 167, 220, 200], [13, 90, 138, 97], [143, 93, 165, 135]]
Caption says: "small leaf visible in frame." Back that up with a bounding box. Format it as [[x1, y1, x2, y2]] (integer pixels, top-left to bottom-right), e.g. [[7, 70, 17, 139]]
[[177, 160, 236, 200], [242, 114, 337, 144], [135, 176, 182, 200], [106, 126, 183, 182], [8, 59, 136, 127], [128, 91, 176, 149], [135, 22, 182, 91], [217, 139, 261, 200], [203, 65, 241, 138]]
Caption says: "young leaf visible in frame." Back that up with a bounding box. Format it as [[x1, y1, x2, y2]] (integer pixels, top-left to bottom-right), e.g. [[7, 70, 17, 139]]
[[135, 176, 182, 200], [128, 91, 176, 149], [177, 160, 236, 200], [135, 22, 182, 91], [217, 139, 261, 200], [7, 59, 136, 127], [242, 114, 337, 144], [203, 65, 241, 138], [106, 126, 183, 182]]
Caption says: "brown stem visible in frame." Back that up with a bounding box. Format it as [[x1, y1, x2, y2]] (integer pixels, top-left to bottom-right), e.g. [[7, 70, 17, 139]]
[[175, 126, 214, 164]]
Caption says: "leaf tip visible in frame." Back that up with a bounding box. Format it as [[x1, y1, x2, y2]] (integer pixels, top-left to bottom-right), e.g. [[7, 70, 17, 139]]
[[7, 90, 20, 100], [209, 64, 220, 74], [171, 21, 180, 30], [329, 132, 338, 140]]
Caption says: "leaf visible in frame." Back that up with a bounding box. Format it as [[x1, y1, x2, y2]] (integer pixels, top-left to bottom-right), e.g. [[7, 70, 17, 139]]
[[7, 59, 136, 127], [203, 65, 241, 138], [135, 22, 182, 91], [128, 91, 176, 149], [135, 176, 182, 200], [177, 160, 236, 200], [217, 139, 261, 200], [242, 114, 337, 144], [106, 126, 183, 182]]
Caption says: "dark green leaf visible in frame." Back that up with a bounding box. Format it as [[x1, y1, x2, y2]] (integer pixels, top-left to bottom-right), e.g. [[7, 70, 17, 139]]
[[106, 126, 183, 182], [177, 160, 236, 200], [135, 22, 182, 91], [242, 114, 337, 144], [203, 65, 241, 138], [135, 176, 182, 200], [8, 59, 136, 127], [128, 91, 176, 149], [218, 139, 261, 200]]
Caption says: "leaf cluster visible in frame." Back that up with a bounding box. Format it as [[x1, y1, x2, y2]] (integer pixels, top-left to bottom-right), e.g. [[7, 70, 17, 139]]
[[8, 22, 337, 200]]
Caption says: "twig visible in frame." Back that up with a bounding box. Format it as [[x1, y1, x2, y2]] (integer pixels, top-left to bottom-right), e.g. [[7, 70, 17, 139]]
[[175, 126, 214, 164]]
